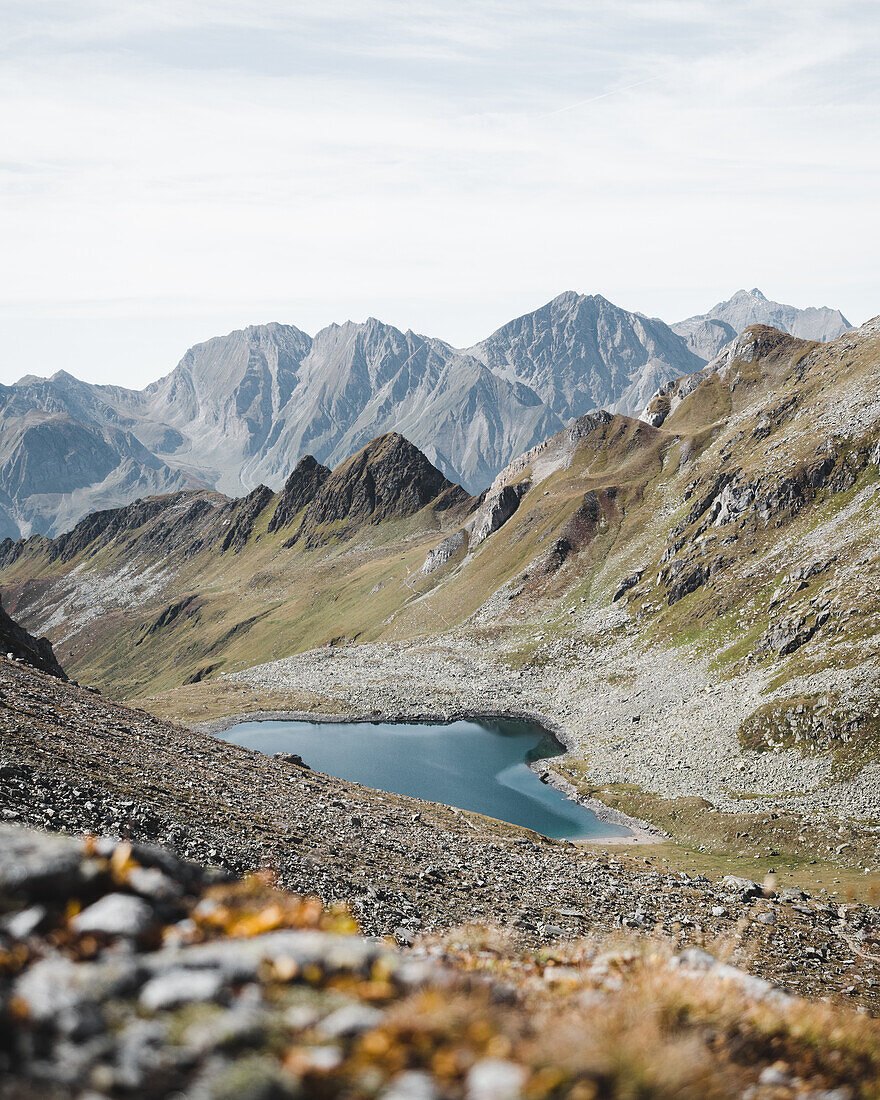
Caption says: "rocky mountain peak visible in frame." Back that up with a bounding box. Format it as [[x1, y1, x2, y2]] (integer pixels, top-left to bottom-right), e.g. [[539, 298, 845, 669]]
[[673, 289, 852, 361], [293, 432, 472, 548], [467, 292, 703, 422], [267, 455, 331, 533]]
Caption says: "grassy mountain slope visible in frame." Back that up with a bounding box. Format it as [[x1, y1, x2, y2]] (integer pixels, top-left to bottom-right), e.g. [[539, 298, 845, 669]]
[[1, 320, 879, 778]]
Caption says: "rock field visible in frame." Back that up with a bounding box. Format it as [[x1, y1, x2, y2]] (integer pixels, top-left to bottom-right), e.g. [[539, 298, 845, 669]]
[[3, 823, 880, 1099], [227, 613, 880, 829]]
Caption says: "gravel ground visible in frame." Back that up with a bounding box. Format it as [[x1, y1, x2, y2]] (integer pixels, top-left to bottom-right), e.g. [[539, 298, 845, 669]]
[[2, 657, 878, 1013], [226, 608, 880, 827], [5, 824, 880, 1100]]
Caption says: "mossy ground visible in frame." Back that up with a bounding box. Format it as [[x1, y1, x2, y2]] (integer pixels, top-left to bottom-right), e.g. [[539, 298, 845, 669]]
[[560, 766, 880, 903]]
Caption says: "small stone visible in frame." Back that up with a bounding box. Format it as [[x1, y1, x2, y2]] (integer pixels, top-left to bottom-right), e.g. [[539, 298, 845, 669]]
[[711, 906, 728, 919], [284, 1004, 323, 1030], [758, 1064, 791, 1085], [466, 1058, 527, 1100], [72, 893, 154, 938], [2, 905, 47, 938], [127, 866, 182, 901], [756, 911, 777, 926], [720, 876, 762, 900], [381, 1071, 440, 1100], [318, 1002, 383, 1038], [0, 825, 83, 898], [293, 1045, 343, 1072], [140, 967, 226, 1011], [14, 956, 140, 1023]]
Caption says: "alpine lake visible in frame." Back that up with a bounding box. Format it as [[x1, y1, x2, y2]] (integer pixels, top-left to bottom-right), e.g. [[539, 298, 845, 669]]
[[217, 716, 629, 841]]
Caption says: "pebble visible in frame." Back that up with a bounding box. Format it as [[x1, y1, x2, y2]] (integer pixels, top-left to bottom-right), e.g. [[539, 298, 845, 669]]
[[466, 1059, 527, 1100], [71, 893, 155, 938], [139, 967, 226, 1011], [317, 1002, 384, 1038], [381, 1071, 440, 1100]]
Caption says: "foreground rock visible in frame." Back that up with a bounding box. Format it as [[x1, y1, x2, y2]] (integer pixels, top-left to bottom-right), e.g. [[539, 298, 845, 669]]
[[2, 824, 880, 1100], [0, 597, 66, 679]]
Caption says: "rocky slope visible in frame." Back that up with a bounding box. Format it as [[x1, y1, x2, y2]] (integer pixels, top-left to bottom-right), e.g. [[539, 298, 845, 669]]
[[0, 597, 65, 679], [1, 657, 878, 1013], [4, 819, 880, 1100], [674, 287, 852, 360]]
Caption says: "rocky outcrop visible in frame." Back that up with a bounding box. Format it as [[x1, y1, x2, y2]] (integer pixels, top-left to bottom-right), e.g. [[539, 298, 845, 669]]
[[740, 692, 879, 754], [267, 455, 331, 532], [0, 598, 66, 678], [218, 484, 274, 553], [641, 369, 709, 427], [421, 527, 469, 575], [757, 609, 831, 657], [470, 482, 530, 548], [613, 569, 644, 602], [292, 434, 472, 549]]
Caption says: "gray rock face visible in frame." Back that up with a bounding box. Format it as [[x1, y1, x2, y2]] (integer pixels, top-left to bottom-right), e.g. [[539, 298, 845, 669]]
[[0, 320, 559, 535], [670, 317, 737, 361], [673, 288, 852, 360], [467, 291, 704, 421], [470, 483, 530, 549], [0, 379, 196, 539]]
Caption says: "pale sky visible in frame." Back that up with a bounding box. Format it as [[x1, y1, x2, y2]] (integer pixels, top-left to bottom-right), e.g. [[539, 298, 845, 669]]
[[1, 0, 878, 387]]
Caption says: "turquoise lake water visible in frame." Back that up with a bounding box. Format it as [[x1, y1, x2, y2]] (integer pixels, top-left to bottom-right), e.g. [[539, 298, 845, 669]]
[[217, 716, 629, 841]]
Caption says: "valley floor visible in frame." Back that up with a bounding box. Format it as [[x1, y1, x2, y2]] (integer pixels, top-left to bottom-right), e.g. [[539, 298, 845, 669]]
[[142, 611, 880, 886]]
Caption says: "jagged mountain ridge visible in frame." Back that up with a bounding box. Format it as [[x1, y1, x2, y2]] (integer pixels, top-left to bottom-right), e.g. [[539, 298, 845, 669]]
[[673, 287, 852, 360], [0, 289, 851, 539], [0, 431, 478, 691], [0, 318, 559, 538]]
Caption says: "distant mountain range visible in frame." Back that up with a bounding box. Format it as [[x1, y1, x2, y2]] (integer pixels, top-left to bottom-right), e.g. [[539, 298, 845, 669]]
[[672, 287, 852, 361], [0, 288, 853, 538]]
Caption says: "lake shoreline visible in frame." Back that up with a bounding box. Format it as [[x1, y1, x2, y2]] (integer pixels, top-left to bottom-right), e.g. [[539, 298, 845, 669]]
[[198, 707, 663, 845]]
